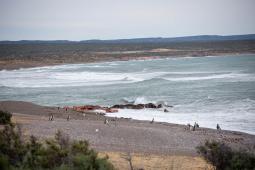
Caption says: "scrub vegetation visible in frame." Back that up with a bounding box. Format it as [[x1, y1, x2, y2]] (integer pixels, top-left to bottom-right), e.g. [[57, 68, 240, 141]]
[[0, 123, 114, 170], [197, 140, 255, 170]]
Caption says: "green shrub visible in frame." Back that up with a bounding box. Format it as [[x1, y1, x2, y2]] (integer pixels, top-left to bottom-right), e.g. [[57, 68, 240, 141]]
[[196, 140, 255, 170], [0, 126, 114, 170], [0, 125, 26, 168], [0, 110, 12, 125], [0, 154, 10, 170]]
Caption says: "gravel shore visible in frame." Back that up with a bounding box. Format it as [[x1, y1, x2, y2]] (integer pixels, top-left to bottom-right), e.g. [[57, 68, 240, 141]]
[[1, 100, 255, 156]]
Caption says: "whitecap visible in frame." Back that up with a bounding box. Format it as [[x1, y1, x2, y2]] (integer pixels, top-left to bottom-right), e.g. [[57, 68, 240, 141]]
[[162, 73, 255, 82]]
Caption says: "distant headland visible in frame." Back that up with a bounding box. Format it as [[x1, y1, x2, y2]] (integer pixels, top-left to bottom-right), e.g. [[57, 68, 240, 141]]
[[0, 34, 255, 70]]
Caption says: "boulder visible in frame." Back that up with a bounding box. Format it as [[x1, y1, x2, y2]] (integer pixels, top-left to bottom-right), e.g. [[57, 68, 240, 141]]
[[144, 103, 157, 108]]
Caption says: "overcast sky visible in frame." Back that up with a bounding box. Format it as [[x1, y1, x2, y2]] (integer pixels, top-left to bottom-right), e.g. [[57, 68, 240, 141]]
[[0, 0, 255, 40]]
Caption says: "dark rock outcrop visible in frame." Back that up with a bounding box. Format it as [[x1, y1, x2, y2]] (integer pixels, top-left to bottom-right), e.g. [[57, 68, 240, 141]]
[[111, 103, 160, 109]]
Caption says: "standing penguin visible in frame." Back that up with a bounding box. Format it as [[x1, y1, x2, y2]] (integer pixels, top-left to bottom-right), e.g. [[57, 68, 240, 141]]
[[150, 118, 154, 124], [216, 124, 221, 130]]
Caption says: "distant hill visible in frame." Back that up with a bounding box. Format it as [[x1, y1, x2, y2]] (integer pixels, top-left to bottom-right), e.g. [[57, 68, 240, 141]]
[[82, 34, 255, 44], [1, 34, 255, 44]]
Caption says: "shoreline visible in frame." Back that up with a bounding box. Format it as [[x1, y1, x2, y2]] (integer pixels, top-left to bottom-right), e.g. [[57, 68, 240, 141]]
[[1, 52, 254, 71], [1, 100, 255, 156]]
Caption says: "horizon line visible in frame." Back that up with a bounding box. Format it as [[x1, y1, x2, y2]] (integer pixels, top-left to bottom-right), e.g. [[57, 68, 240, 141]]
[[1, 33, 255, 42]]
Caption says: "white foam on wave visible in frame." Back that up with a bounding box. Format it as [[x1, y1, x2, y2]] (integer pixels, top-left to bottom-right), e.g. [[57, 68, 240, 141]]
[[106, 97, 255, 134], [49, 71, 166, 85], [107, 98, 255, 134], [123, 96, 169, 107], [1, 67, 254, 87], [0, 65, 169, 87], [134, 97, 149, 104], [0, 72, 142, 88], [1, 55, 254, 88], [163, 73, 255, 82], [108, 62, 120, 66], [1, 55, 255, 134], [51, 72, 136, 81]]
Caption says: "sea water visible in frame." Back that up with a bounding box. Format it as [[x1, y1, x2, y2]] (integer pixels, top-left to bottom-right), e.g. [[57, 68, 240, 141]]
[[0, 54, 255, 134]]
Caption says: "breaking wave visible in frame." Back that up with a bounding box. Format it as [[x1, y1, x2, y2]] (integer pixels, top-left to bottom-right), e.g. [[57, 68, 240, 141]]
[[1, 55, 255, 134], [0, 66, 254, 88], [162, 73, 254, 82]]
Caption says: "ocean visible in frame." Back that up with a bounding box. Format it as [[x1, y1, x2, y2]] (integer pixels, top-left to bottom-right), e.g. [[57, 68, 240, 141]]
[[0, 54, 255, 134]]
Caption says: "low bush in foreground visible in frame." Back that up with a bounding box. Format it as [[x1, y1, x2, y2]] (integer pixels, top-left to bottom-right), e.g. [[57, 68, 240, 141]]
[[0, 110, 12, 125], [196, 140, 255, 170], [0, 125, 114, 170]]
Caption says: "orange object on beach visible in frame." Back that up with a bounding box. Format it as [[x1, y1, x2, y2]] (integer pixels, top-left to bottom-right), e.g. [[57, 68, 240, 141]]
[[72, 105, 105, 112]]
